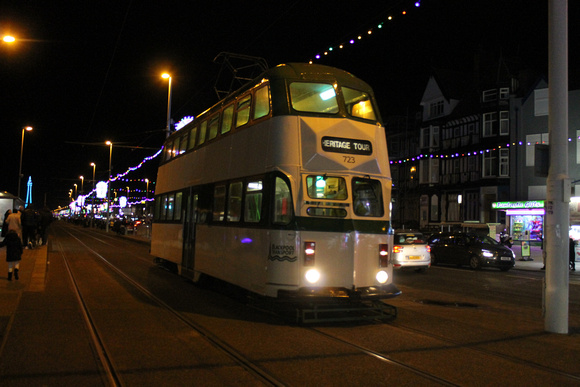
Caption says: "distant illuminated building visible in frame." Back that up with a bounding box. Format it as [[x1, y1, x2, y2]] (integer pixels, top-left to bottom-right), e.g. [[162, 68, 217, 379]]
[[25, 176, 32, 207]]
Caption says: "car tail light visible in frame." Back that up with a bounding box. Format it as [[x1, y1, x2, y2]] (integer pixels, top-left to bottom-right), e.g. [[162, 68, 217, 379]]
[[304, 241, 315, 266], [379, 243, 389, 267], [393, 245, 402, 254], [426, 245, 431, 253]]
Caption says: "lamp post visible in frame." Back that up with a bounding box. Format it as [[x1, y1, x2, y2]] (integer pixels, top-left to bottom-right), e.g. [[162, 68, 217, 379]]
[[2, 35, 16, 43], [162, 73, 172, 138], [90, 163, 96, 226], [74, 184, 77, 200], [105, 141, 113, 232], [18, 126, 33, 198]]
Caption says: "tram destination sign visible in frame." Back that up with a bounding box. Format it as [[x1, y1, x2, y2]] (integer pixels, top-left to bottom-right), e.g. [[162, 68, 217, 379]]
[[321, 136, 372, 155]]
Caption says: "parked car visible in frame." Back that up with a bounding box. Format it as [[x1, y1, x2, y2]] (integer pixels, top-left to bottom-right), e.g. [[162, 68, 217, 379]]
[[392, 230, 431, 272], [428, 232, 515, 271]]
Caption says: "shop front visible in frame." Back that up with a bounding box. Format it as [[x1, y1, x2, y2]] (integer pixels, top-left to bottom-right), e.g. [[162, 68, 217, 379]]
[[491, 201, 544, 242]]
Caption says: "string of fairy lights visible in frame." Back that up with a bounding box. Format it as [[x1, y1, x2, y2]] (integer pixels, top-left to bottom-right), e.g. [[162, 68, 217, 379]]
[[389, 138, 580, 165], [70, 147, 163, 210], [309, 0, 423, 64]]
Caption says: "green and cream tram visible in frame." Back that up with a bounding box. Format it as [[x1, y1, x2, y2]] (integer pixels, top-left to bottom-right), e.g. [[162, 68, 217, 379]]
[[151, 63, 400, 301]]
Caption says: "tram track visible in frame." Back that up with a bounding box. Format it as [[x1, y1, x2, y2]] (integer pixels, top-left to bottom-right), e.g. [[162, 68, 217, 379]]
[[53, 224, 580, 385], [57, 226, 285, 386], [60, 225, 461, 385]]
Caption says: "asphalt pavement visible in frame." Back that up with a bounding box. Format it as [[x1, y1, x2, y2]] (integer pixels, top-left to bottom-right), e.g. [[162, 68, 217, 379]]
[[0, 232, 578, 385]]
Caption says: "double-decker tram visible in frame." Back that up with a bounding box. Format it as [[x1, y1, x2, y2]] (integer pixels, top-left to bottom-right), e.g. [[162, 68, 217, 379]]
[[151, 63, 400, 321]]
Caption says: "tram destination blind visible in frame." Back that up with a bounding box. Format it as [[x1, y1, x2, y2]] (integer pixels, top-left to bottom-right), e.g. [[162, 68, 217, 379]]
[[321, 136, 372, 156]]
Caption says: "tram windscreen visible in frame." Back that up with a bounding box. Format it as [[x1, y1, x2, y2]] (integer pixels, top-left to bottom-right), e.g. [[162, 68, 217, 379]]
[[342, 87, 376, 121], [306, 176, 347, 200], [352, 178, 384, 217], [289, 82, 339, 114]]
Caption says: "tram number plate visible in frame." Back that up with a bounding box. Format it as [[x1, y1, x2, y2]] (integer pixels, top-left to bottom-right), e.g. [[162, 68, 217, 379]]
[[408, 256, 421, 260]]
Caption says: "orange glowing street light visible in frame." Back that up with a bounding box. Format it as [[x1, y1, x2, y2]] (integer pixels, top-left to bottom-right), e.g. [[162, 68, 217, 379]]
[[161, 73, 172, 138]]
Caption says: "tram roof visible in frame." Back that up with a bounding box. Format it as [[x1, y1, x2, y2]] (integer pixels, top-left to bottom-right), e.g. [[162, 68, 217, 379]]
[[169, 63, 379, 140], [211, 63, 375, 112]]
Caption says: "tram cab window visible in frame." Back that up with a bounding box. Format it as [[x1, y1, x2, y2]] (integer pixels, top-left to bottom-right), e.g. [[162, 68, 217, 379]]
[[236, 95, 252, 127], [306, 175, 347, 200], [245, 180, 263, 223], [227, 182, 243, 222], [352, 178, 384, 217], [342, 87, 376, 121], [253, 85, 270, 119], [273, 177, 292, 225], [221, 105, 234, 134], [213, 185, 226, 221], [289, 82, 339, 114]]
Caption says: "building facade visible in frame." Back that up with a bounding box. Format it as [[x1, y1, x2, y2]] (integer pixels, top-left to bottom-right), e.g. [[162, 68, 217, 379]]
[[388, 67, 580, 240]]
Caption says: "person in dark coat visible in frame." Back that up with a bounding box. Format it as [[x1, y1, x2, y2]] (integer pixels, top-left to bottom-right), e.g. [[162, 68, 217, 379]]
[[1, 209, 11, 239], [0, 229, 23, 280], [38, 207, 53, 245], [571, 238, 576, 271]]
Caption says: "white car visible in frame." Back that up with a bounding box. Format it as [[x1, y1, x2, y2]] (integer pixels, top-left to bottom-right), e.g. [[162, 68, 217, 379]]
[[392, 231, 431, 272]]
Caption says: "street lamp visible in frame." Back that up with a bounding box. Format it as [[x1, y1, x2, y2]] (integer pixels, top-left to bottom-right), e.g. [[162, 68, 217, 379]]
[[162, 73, 172, 138], [17, 126, 33, 198], [145, 178, 149, 199], [74, 184, 77, 200], [2, 35, 16, 43], [105, 141, 113, 232]]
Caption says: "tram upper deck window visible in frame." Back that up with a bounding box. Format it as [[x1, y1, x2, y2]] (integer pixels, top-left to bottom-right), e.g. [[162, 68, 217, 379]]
[[290, 82, 339, 114], [253, 85, 270, 119], [208, 114, 220, 141], [221, 104, 234, 134], [306, 175, 347, 200], [236, 95, 252, 127], [197, 121, 208, 146], [352, 178, 384, 217], [188, 125, 197, 150], [342, 87, 377, 121]]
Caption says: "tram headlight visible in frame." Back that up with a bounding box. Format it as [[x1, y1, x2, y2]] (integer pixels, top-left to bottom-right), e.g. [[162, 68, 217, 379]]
[[305, 269, 320, 284], [376, 270, 389, 284]]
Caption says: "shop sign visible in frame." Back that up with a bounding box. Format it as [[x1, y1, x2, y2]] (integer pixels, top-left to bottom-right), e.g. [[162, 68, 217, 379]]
[[492, 201, 545, 209]]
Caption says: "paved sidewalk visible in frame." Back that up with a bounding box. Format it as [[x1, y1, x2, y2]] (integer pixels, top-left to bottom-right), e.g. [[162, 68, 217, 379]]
[[511, 243, 580, 275]]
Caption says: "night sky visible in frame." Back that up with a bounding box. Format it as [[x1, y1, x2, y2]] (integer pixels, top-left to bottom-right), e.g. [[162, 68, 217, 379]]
[[0, 0, 577, 209]]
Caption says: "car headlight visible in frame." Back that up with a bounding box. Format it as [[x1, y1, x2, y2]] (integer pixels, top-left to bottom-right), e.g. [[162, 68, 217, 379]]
[[482, 249, 495, 258]]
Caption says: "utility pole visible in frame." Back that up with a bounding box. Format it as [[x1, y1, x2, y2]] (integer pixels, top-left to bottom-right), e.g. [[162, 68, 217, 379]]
[[544, 0, 569, 334]]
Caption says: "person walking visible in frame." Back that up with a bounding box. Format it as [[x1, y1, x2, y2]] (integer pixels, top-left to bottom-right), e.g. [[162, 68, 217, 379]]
[[38, 207, 53, 245], [21, 205, 39, 249], [5, 207, 22, 242], [1, 209, 11, 240], [0, 229, 23, 280]]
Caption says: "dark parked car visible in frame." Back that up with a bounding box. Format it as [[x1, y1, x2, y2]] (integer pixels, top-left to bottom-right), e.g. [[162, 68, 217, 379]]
[[428, 232, 515, 271]]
